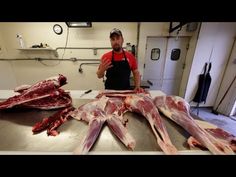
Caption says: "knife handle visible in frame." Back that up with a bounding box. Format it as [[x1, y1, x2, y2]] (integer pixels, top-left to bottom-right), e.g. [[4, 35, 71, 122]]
[[85, 89, 92, 94]]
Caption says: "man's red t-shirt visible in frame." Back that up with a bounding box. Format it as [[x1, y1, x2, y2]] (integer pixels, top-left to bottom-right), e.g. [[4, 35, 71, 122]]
[[101, 50, 138, 71]]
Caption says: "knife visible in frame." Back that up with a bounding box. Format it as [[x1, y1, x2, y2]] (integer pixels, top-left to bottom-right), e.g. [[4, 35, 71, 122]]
[[80, 89, 92, 98]]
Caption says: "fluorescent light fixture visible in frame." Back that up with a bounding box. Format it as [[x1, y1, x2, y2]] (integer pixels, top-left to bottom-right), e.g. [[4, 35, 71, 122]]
[[66, 22, 92, 28]]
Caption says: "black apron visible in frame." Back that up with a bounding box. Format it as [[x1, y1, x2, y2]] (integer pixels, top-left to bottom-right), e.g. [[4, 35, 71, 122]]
[[105, 50, 131, 90]]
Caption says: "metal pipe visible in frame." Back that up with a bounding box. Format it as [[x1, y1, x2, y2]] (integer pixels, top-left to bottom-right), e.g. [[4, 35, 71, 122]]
[[55, 47, 126, 52], [78, 62, 100, 73], [136, 22, 140, 59], [56, 47, 111, 51], [0, 58, 100, 62]]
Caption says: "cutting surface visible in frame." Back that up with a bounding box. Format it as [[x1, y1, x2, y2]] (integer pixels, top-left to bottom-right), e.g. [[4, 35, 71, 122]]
[[0, 90, 212, 154], [0, 98, 208, 154]]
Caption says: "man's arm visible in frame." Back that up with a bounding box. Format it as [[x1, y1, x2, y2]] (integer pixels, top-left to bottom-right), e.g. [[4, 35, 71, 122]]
[[96, 58, 113, 79], [96, 65, 105, 78], [132, 69, 143, 92]]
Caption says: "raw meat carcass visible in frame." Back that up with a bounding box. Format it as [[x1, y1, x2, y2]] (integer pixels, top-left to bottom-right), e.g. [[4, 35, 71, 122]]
[[187, 121, 236, 152], [70, 96, 135, 154], [21, 89, 72, 110], [153, 95, 234, 155], [104, 97, 129, 125], [32, 106, 75, 136], [75, 118, 106, 154], [96, 89, 150, 99], [105, 97, 135, 149], [0, 74, 71, 110], [14, 84, 32, 93], [71, 96, 108, 154], [106, 116, 135, 150], [124, 94, 178, 154], [71, 96, 108, 123]]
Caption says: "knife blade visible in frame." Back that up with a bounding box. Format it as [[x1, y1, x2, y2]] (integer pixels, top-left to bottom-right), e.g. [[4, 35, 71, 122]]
[[80, 89, 92, 98]]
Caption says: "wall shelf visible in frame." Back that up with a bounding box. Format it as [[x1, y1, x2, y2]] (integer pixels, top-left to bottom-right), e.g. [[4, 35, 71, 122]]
[[17, 48, 58, 57]]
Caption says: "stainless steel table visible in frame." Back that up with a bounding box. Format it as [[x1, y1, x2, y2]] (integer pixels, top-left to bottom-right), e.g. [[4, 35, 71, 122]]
[[0, 98, 208, 154]]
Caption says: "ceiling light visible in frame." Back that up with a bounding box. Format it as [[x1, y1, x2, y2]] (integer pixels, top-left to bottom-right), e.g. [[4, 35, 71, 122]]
[[65, 22, 92, 28]]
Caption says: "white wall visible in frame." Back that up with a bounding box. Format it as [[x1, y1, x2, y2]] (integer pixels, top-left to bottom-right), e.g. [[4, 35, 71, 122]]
[[179, 26, 201, 97], [1, 22, 234, 110], [137, 23, 196, 75], [0, 22, 137, 90], [185, 22, 236, 106], [0, 27, 17, 89], [0, 22, 198, 93], [137, 22, 199, 97], [232, 102, 236, 116], [213, 39, 236, 116]]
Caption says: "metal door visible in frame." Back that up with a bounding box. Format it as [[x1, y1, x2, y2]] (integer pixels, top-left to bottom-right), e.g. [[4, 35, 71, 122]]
[[143, 37, 189, 95], [143, 37, 167, 90]]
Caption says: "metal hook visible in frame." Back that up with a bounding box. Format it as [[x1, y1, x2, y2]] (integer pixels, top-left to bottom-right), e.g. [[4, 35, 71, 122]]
[[175, 27, 182, 41]]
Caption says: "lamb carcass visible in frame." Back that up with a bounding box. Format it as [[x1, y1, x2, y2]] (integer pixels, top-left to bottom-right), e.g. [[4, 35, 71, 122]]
[[124, 94, 178, 154], [70, 96, 135, 154], [105, 97, 135, 149], [95, 89, 150, 99], [20, 89, 72, 110], [0, 74, 72, 110], [187, 120, 236, 152], [153, 95, 234, 155], [32, 106, 75, 136]]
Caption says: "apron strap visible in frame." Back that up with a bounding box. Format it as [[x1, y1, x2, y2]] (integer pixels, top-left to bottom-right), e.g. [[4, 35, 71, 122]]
[[112, 49, 127, 61]]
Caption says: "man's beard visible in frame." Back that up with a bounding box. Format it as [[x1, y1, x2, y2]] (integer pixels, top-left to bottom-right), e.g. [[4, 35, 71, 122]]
[[113, 45, 122, 52]]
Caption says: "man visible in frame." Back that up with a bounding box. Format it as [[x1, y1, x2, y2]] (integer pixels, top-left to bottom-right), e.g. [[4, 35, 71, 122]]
[[96, 28, 143, 92]]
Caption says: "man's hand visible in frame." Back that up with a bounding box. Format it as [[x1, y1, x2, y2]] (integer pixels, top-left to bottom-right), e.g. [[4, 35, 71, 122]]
[[97, 58, 113, 78], [134, 86, 144, 93], [100, 58, 113, 71]]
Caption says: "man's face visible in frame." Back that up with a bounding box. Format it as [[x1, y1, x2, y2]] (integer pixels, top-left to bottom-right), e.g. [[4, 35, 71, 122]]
[[110, 34, 123, 52]]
